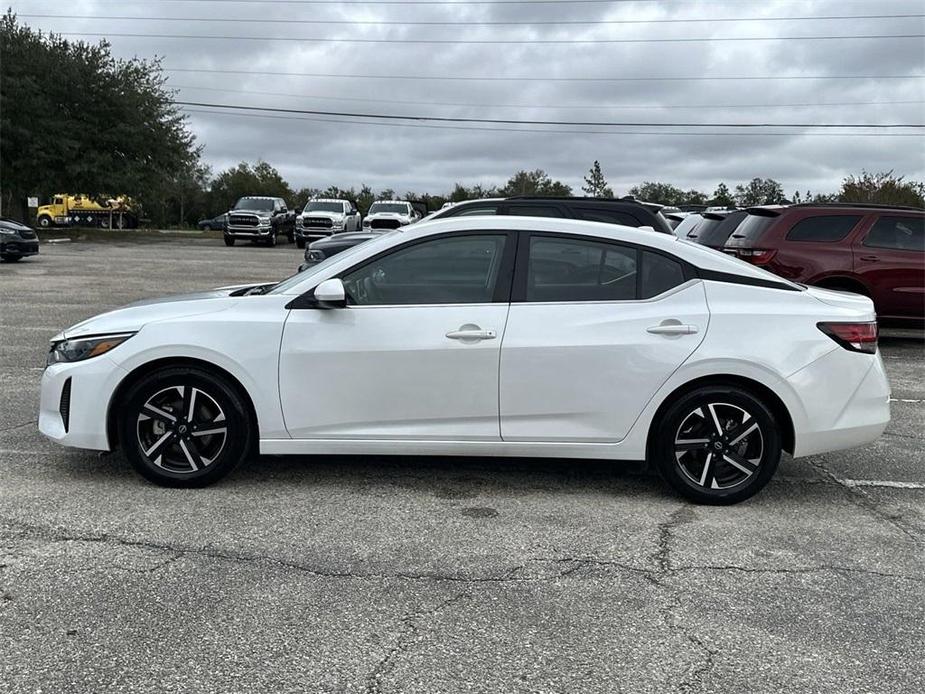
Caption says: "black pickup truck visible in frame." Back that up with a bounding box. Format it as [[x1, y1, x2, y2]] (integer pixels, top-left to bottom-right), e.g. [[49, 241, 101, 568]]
[[224, 196, 296, 247]]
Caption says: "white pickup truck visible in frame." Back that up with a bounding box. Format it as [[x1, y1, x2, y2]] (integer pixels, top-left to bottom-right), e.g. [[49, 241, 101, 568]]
[[362, 200, 423, 231]]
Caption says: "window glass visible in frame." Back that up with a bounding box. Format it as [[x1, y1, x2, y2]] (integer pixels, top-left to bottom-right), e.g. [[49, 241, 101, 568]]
[[526, 237, 637, 302], [785, 215, 861, 242], [696, 210, 748, 247], [506, 205, 564, 218], [672, 214, 702, 239], [342, 234, 508, 305], [863, 216, 924, 252], [451, 204, 499, 217], [641, 251, 686, 298], [575, 208, 640, 227]]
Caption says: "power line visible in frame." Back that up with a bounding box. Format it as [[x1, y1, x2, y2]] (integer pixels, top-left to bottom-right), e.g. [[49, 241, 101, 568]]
[[180, 106, 925, 138], [21, 12, 925, 26], [60, 31, 925, 44], [165, 67, 925, 83], [176, 100, 925, 128], [169, 83, 925, 112]]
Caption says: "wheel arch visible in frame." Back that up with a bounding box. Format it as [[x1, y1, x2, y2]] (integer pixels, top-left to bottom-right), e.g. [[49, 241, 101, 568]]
[[645, 374, 795, 460], [106, 356, 259, 450]]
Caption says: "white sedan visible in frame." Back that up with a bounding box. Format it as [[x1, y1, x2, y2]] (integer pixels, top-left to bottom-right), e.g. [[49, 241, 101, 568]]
[[39, 216, 890, 504]]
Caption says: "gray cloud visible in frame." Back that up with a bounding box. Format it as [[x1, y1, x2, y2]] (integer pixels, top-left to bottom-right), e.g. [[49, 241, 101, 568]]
[[13, 0, 925, 197]]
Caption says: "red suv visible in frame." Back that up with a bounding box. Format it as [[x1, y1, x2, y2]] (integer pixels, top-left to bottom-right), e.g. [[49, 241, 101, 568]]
[[724, 204, 924, 326]]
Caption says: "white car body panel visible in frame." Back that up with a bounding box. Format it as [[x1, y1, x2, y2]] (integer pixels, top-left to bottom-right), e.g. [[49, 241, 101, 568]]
[[38, 216, 889, 472]]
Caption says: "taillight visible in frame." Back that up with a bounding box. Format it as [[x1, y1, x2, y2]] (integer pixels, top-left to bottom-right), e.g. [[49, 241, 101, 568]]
[[735, 248, 777, 265], [818, 321, 878, 354]]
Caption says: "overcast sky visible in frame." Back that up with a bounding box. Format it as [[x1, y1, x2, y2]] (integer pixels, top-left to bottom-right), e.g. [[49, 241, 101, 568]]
[[12, 0, 925, 197]]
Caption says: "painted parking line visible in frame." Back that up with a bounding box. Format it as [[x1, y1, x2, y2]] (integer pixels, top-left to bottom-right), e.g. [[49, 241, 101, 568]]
[[890, 398, 924, 404]]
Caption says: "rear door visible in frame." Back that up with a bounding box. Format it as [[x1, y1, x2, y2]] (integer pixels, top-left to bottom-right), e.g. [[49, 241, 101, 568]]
[[853, 214, 925, 320], [499, 232, 708, 443]]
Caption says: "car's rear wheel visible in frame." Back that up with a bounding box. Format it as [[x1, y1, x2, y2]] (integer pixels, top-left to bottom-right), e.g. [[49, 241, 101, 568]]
[[118, 367, 253, 487], [224, 236, 234, 247], [652, 385, 781, 504]]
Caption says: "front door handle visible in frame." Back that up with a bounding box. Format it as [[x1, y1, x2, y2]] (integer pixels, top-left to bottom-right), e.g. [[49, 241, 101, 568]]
[[859, 255, 880, 262], [647, 322, 698, 336], [446, 324, 497, 342]]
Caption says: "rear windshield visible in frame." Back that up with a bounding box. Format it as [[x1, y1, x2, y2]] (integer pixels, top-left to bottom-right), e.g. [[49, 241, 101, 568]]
[[696, 210, 747, 247], [672, 214, 702, 239], [725, 213, 779, 247], [686, 215, 725, 241]]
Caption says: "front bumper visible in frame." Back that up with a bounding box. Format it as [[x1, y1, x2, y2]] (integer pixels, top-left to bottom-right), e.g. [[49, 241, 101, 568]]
[[296, 227, 340, 241], [39, 357, 127, 451], [225, 225, 272, 239], [0, 239, 39, 257]]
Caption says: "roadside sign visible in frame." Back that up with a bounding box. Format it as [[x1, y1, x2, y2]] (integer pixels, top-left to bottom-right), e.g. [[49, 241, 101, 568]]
[[27, 197, 38, 208]]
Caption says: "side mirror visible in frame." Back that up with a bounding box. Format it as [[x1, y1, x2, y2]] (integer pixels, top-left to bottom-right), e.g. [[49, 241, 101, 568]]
[[313, 278, 347, 308]]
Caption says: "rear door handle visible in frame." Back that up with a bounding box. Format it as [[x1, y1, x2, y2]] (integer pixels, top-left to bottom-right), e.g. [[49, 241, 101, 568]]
[[446, 325, 497, 341], [859, 255, 880, 262], [647, 323, 698, 336]]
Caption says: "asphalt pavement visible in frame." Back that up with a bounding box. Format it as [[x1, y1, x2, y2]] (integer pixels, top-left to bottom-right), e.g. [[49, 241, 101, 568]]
[[1, 240, 923, 693]]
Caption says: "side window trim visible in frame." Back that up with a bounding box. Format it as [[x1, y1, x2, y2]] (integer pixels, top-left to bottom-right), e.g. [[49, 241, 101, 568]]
[[510, 231, 695, 303]]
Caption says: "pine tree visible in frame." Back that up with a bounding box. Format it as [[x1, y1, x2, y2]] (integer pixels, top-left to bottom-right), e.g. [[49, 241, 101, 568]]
[[582, 161, 614, 197]]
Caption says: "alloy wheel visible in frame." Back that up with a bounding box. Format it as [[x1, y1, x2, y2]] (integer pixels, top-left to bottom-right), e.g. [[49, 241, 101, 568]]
[[135, 385, 228, 474], [674, 402, 764, 490]]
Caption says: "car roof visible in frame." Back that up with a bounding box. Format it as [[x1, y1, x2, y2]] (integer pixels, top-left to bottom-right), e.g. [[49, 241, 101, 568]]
[[278, 215, 797, 295], [372, 200, 412, 204], [307, 198, 347, 204]]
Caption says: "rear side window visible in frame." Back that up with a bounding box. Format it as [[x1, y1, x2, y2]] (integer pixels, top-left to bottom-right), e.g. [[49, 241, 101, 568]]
[[785, 215, 861, 242], [523, 236, 688, 302], [574, 208, 640, 227], [641, 252, 686, 298], [527, 237, 636, 302], [863, 216, 924, 252]]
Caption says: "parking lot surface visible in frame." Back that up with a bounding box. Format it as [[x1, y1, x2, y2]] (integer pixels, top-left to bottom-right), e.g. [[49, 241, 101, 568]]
[[1, 241, 923, 693]]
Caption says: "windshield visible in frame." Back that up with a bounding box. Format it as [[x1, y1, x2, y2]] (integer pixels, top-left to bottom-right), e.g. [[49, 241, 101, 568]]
[[234, 198, 275, 212], [369, 203, 409, 215], [267, 230, 402, 294], [304, 201, 344, 213]]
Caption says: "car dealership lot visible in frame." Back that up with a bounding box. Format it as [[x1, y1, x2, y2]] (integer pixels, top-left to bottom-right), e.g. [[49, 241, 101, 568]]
[[1, 242, 923, 693]]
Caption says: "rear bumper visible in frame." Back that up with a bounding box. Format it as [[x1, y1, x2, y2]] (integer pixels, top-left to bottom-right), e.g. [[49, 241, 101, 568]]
[[1, 239, 39, 257], [788, 348, 891, 457]]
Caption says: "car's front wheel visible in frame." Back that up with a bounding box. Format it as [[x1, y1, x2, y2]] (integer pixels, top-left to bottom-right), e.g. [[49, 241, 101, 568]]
[[224, 236, 234, 247], [118, 367, 253, 487], [652, 385, 781, 504]]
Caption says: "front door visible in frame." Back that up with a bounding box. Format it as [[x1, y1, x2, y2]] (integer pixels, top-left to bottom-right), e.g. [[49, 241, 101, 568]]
[[500, 232, 708, 443], [279, 232, 515, 440]]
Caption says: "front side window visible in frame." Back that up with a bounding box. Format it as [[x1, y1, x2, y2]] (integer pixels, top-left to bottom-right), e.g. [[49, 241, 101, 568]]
[[526, 236, 637, 302], [785, 215, 861, 242], [863, 216, 924, 252], [342, 234, 508, 305]]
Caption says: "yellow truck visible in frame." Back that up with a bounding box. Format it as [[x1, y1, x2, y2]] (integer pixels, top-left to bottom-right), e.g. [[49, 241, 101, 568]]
[[36, 194, 138, 229]]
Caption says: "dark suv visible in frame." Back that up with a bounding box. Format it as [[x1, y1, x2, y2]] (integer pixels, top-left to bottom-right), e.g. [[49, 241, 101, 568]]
[[0, 217, 39, 262], [724, 203, 924, 325], [297, 196, 672, 271]]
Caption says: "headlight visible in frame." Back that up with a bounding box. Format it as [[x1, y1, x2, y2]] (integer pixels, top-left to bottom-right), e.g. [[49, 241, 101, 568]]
[[0, 229, 16, 236], [258, 216, 271, 225], [47, 333, 135, 366]]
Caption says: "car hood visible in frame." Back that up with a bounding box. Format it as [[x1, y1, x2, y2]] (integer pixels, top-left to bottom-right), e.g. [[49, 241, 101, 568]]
[[300, 211, 344, 220], [366, 211, 411, 219], [56, 289, 245, 340]]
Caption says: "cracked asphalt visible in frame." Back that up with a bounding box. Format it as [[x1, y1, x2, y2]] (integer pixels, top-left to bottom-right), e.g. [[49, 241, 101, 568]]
[[1, 240, 923, 694]]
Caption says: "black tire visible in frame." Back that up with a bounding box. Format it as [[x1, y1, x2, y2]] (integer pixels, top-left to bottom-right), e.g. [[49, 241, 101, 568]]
[[1, 255, 22, 262], [652, 385, 781, 505], [296, 238, 306, 249], [118, 366, 254, 488], [267, 232, 277, 247], [286, 229, 295, 244], [224, 236, 235, 247], [37, 215, 52, 228]]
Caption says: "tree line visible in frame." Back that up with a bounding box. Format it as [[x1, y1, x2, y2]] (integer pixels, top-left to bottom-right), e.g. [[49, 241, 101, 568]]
[[2, 13, 922, 228]]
